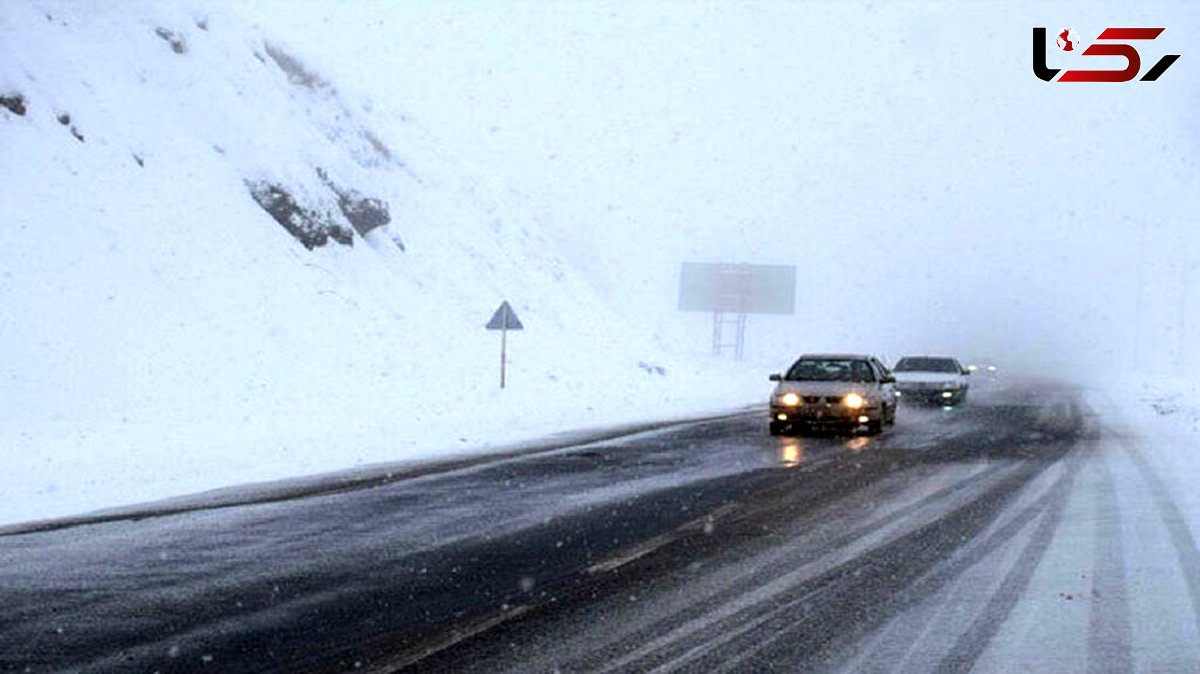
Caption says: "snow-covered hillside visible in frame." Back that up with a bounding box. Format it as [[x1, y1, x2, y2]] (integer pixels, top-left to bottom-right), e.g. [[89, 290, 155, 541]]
[[0, 1, 765, 526]]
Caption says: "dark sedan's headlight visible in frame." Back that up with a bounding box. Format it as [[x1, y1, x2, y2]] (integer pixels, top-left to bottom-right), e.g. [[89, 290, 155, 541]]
[[778, 392, 801, 407]]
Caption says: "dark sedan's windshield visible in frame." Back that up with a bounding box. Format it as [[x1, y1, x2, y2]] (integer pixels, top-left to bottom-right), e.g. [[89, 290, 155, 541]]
[[786, 359, 875, 382], [894, 357, 961, 373]]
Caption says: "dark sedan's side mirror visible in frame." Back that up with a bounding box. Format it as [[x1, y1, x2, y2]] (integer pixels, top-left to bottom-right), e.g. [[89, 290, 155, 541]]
[[769, 373, 783, 382], [882, 375, 896, 384], [962, 369, 971, 375]]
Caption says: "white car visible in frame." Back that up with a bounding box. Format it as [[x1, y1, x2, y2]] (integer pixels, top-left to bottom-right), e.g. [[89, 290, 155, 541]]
[[892, 356, 970, 406], [768, 354, 897, 436]]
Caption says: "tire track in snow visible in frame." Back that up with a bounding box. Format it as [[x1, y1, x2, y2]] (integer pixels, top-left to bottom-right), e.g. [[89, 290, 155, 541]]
[[1114, 433, 1200, 635], [578, 462, 1020, 674], [665, 446, 1076, 673], [906, 447, 1080, 674], [1085, 440, 1133, 674], [927, 406, 1089, 674]]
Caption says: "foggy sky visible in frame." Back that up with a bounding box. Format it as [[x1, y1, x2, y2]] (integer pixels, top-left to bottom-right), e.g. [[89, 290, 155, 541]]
[[244, 0, 1199, 379]]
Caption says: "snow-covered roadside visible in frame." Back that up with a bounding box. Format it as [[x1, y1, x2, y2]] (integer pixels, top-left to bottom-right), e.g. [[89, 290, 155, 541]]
[[0, 1, 786, 528], [0, 358, 773, 528], [1132, 382, 1200, 436], [1095, 380, 1200, 535], [967, 383, 1200, 672], [1116, 380, 1200, 534]]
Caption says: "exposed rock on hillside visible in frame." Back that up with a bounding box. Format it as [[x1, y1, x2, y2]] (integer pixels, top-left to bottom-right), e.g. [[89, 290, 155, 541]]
[[317, 167, 391, 237], [154, 27, 187, 54], [247, 181, 353, 249], [0, 93, 26, 116], [263, 42, 326, 90]]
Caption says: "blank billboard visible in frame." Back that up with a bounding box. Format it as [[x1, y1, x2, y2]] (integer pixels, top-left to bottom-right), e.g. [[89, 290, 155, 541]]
[[678, 262, 796, 315]]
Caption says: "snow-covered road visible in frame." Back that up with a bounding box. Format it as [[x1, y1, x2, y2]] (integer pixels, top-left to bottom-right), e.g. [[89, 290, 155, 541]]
[[2, 380, 1198, 673], [414, 383, 1200, 673]]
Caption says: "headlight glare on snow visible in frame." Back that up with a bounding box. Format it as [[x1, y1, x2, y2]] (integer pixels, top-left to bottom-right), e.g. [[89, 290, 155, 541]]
[[844, 393, 865, 409]]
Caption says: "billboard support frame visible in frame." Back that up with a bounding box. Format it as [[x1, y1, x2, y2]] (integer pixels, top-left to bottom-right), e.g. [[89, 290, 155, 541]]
[[678, 262, 796, 361]]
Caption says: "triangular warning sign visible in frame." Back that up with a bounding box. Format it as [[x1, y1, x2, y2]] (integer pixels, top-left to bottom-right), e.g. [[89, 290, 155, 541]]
[[486, 300, 524, 330]]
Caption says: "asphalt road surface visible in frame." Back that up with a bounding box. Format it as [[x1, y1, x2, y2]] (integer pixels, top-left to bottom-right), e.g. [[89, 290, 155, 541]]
[[3, 378, 1171, 673]]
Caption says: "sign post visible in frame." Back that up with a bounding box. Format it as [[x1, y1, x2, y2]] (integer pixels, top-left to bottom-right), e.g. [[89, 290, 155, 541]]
[[486, 300, 524, 388]]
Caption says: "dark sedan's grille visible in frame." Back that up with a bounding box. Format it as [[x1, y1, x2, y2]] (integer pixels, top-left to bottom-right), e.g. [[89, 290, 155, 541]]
[[803, 396, 843, 404]]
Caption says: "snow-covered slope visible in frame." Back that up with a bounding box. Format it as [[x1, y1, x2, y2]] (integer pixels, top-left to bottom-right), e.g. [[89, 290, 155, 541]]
[[0, 1, 765, 526]]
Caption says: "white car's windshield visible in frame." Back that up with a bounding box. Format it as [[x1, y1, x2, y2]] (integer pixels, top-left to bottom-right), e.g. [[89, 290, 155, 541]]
[[894, 358, 961, 373]]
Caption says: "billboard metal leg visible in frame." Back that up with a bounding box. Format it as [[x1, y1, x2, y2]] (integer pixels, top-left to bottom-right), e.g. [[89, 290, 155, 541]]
[[712, 310, 722, 357], [736, 313, 747, 360]]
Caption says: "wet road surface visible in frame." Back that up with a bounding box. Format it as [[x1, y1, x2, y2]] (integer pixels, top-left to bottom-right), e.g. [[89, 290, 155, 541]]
[[0, 381, 1120, 672]]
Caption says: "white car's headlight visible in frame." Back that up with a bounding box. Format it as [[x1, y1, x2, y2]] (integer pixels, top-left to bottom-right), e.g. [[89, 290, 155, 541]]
[[779, 392, 801, 407], [844, 393, 865, 409]]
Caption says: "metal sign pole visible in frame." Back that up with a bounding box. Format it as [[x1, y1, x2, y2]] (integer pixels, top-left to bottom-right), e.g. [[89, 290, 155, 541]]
[[500, 321, 507, 389]]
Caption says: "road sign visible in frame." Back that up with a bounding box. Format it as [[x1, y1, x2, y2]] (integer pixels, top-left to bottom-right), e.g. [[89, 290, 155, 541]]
[[486, 301, 523, 388], [486, 301, 524, 331]]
